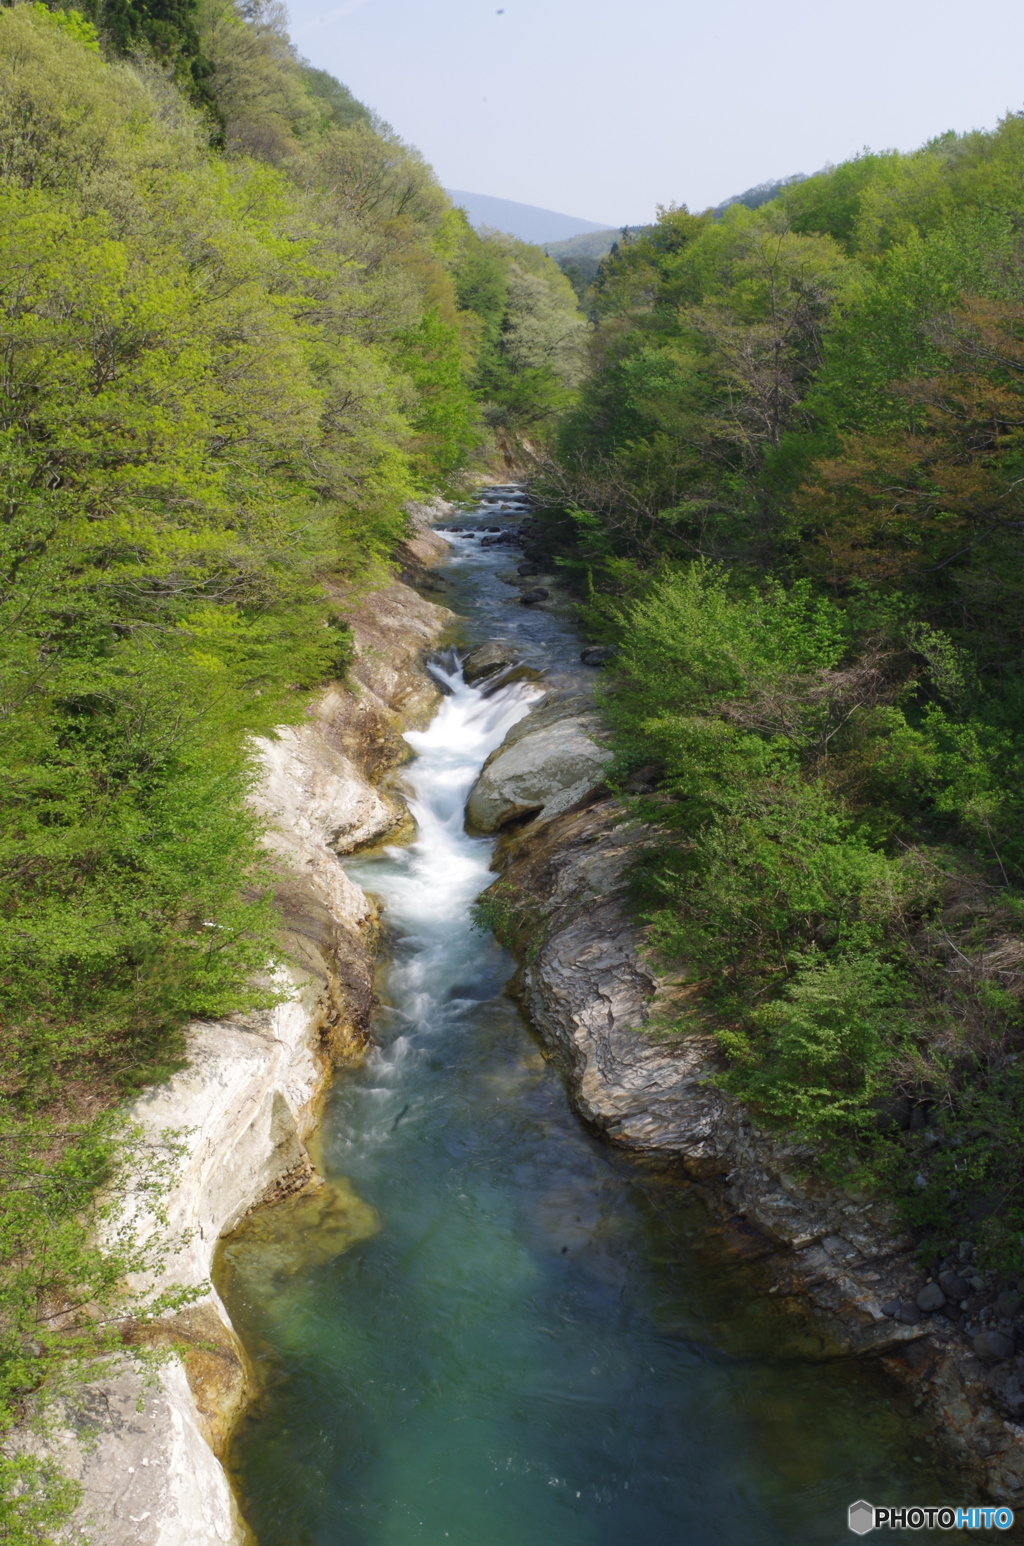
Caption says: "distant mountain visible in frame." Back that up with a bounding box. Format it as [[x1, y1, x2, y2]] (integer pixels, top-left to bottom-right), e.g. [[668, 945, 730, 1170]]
[[712, 172, 809, 217], [445, 189, 614, 246], [452, 172, 818, 286]]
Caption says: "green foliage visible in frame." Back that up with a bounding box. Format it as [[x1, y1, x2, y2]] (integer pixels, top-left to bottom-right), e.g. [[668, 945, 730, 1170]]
[[0, 7, 494, 1530], [86, 0, 217, 115], [28, 3, 98, 50], [547, 205, 849, 562], [0, 1454, 81, 1543], [471, 880, 545, 962], [399, 308, 483, 485], [600, 561, 1022, 1221], [610, 567, 911, 1001], [531, 118, 1024, 1257], [719, 953, 910, 1145], [783, 117, 1024, 258], [903, 1061, 1024, 1274], [450, 213, 587, 439]]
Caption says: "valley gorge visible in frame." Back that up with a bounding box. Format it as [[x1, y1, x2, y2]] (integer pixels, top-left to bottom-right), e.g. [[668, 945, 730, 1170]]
[[87, 492, 1015, 1546]]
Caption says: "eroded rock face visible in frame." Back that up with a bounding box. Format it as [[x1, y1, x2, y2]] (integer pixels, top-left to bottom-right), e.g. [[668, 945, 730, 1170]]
[[255, 717, 400, 861], [14, 1359, 244, 1546], [486, 796, 1024, 1498], [466, 696, 611, 831], [23, 579, 454, 1546], [394, 499, 455, 592], [341, 581, 454, 728]]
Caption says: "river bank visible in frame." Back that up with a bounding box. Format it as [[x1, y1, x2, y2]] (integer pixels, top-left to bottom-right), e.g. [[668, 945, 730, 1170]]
[[33, 483, 1021, 1542], [473, 682, 1024, 1507], [11, 505, 457, 1545], [217, 494, 961, 1546]]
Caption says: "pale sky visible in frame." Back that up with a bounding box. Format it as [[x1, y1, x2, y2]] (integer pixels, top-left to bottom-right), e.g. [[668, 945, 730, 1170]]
[[286, 0, 1024, 227]]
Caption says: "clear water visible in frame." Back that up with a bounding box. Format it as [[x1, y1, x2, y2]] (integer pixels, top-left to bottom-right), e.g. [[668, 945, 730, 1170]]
[[219, 500, 951, 1545]]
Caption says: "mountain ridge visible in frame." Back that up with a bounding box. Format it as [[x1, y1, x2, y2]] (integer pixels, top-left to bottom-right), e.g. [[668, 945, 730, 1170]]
[[445, 188, 615, 245]]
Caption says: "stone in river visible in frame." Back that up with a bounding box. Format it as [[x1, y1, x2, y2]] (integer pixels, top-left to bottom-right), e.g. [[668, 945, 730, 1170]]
[[519, 588, 549, 604], [580, 645, 616, 666], [916, 1283, 946, 1313], [461, 640, 518, 684], [466, 700, 612, 832], [881, 1299, 902, 1318], [900, 1302, 922, 1324], [517, 562, 541, 576], [974, 1330, 1015, 1362]]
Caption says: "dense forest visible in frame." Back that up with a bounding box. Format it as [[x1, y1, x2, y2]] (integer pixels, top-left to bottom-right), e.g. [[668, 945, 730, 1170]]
[[6, 0, 1024, 1531], [0, 2, 582, 1533], [533, 121, 1024, 1291]]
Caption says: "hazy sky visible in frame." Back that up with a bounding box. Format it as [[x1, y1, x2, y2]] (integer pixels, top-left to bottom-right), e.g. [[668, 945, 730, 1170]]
[[285, 0, 1024, 227]]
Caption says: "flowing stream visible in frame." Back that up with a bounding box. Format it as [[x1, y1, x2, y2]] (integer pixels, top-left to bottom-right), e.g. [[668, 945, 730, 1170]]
[[218, 493, 948, 1545]]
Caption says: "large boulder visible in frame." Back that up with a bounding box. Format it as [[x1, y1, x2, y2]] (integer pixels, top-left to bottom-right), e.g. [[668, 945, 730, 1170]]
[[974, 1330, 1016, 1363], [462, 640, 519, 685], [466, 696, 611, 831]]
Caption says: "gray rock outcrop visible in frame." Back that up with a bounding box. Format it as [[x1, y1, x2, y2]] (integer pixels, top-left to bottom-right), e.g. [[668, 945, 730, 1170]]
[[484, 794, 1024, 1499], [394, 498, 455, 592], [461, 640, 519, 685], [466, 695, 611, 831]]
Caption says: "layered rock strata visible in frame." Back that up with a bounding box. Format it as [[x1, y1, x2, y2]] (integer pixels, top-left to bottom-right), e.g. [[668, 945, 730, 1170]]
[[484, 784, 1024, 1502], [23, 534, 454, 1544]]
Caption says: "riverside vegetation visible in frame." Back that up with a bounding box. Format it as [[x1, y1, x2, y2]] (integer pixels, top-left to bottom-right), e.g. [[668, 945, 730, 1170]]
[[0, 2, 583, 1535], [532, 124, 1024, 1297], [6, 0, 1024, 1531]]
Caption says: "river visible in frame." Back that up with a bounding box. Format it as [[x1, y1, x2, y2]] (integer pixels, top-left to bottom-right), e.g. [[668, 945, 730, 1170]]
[[217, 489, 947, 1545]]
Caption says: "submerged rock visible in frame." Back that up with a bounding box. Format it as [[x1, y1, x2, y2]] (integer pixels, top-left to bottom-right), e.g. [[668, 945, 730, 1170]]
[[580, 645, 616, 666], [989, 1358, 1024, 1418]]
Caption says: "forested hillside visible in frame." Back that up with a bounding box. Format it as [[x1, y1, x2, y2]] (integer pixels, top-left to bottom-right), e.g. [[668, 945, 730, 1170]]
[[9, 0, 1024, 1527], [0, 3, 582, 1533], [533, 120, 1024, 1281]]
